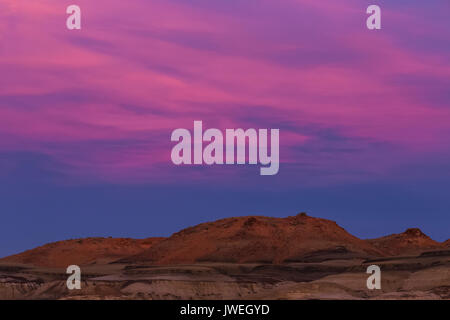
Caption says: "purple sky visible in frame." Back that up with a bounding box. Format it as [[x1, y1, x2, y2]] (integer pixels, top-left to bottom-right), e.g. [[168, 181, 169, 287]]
[[0, 1, 449, 257]]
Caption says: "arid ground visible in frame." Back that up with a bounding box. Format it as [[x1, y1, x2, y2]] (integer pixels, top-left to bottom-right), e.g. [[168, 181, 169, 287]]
[[1, 213, 449, 300]]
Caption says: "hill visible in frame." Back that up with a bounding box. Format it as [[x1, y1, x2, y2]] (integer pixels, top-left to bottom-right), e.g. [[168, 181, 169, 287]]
[[119, 213, 384, 264], [367, 228, 443, 256], [1, 237, 164, 268]]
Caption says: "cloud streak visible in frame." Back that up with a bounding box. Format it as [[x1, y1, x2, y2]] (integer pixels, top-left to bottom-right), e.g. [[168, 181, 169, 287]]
[[1, 0, 449, 186]]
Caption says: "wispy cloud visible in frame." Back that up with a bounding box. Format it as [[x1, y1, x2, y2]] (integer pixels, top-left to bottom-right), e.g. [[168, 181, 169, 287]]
[[1, 0, 449, 186]]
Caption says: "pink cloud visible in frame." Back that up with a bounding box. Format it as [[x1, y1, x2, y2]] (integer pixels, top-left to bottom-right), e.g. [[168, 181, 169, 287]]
[[1, 0, 449, 185]]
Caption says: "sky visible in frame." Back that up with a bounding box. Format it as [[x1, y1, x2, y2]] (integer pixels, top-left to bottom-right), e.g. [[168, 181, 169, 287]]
[[0, 0, 449, 257]]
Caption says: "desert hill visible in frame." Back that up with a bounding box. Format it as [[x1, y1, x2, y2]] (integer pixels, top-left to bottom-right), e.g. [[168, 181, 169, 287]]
[[118, 213, 384, 264], [0, 214, 448, 300], [2, 214, 447, 268], [367, 228, 443, 256], [0, 237, 164, 268]]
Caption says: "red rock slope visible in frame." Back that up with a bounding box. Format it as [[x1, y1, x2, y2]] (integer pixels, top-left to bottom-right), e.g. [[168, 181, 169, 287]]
[[3, 214, 446, 268], [119, 213, 384, 264], [367, 228, 443, 256], [0, 237, 164, 268]]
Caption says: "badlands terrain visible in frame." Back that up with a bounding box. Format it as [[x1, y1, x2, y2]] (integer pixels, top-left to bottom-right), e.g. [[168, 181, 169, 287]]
[[0, 213, 449, 300]]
